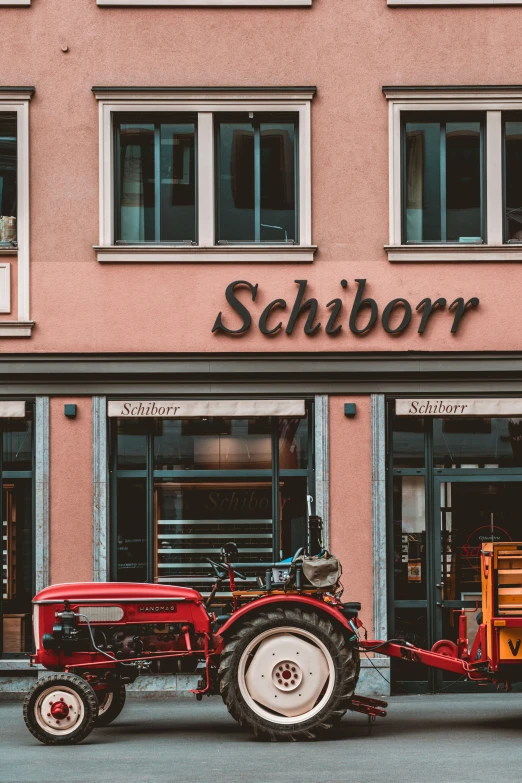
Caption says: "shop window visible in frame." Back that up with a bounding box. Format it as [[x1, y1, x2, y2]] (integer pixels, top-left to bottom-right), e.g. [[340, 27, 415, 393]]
[[1, 411, 34, 656], [433, 417, 522, 468], [383, 87, 522, 262], [93, 88, 315, 263], [111, 404, 314, 599], [391, 413, 425, 468]]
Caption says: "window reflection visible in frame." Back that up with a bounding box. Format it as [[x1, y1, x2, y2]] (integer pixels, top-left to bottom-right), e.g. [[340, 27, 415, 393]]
[[433, 417, 522, 468], [0, 113, 17, 245], [404, 115, 484, 243], [216, 114, 297, 243]]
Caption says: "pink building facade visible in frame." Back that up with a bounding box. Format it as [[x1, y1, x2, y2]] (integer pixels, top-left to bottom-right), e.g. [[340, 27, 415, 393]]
[[2, 0, 522, 696]]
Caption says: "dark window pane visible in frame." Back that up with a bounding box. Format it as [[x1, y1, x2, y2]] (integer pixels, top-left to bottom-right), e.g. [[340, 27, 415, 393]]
[[116, 419, 148, 470], [116, 116, 196, 243], [155, 477, 272, 597], [2, 479, 32, 653], [279, 416, 308, 470], [405, 122, 441, 242], [216, 115, 297, 243], [2, 415, 32, 471], [260, 123, 295, 242], [116, 478, 147, 582], [404, 115, 483, 243], [0, 114, 17, 245], [445, 123, 482, 242], [433, 417, 522, 468], [392, 475, 426, 601], [217, 122, 255, 241], [118, 122, 155, 242], [392, 608, 429, 686], [160, 123, 196, 242], [154, 418, 272, 471], [391, 413, 425, 468], [504, 119, 522, 241], [280, 476, 307, 559]]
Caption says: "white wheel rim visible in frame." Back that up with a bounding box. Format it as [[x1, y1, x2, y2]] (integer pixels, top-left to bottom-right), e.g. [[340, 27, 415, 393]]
[[97, 691, 114, 716], [238, 626, 335, 725], [34, 686, 85, 737]]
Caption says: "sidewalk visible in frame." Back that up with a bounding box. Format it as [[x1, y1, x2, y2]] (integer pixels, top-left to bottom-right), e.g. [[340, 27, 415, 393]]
[[1, 693, 522, 783]]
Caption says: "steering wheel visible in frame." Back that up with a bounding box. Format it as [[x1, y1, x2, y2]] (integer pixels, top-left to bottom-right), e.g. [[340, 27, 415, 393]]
[[206, 558, 247, 581]]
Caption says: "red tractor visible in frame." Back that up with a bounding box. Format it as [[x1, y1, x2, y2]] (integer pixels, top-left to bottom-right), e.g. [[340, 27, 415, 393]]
[[23, 544, 374, 745]]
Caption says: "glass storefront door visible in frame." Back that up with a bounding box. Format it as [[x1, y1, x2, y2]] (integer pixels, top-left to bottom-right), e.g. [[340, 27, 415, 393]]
[[389, 403, 522, 692]]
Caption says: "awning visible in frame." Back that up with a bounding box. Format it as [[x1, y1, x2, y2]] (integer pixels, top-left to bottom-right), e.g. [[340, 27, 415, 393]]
[[397, 398, 522, 417], [0, 401, 25, 418], [108, 399, 306, 418]]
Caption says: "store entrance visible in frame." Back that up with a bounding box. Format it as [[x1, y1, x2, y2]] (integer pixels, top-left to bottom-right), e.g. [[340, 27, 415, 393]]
[[392, 476, 522, 692]]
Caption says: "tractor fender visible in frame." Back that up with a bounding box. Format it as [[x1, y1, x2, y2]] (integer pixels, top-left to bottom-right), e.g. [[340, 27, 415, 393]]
[[215, 594, 353, 649]]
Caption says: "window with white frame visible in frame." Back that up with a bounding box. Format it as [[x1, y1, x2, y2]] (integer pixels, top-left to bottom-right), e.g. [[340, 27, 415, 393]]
[[384, 86, 522, 262], [0, 1, 30, 5], [93, 88, 315, 263], [0, 89, 33, 336]]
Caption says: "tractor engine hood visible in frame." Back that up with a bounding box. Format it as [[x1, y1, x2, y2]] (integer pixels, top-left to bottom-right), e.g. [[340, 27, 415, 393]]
[[33, 582, 202, 604]]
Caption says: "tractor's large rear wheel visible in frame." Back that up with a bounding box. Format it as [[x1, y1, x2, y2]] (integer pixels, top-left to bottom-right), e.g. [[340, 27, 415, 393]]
[[219, 607, 359, 741]]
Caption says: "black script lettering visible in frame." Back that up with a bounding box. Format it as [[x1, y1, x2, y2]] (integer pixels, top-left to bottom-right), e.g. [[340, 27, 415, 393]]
[[259, 299, 287, 335], [325, 298, 343, 335], [206, 492, 218, 511], [449, 297, 480, 334], [409, 401, 418, 414], [212, 280, 258, 335], [382, 298, 412, 335], [285, 280, 321, 335], [416, 298, 447, 335], [122, 403, 131, 415], [349, 279, 378, 336]]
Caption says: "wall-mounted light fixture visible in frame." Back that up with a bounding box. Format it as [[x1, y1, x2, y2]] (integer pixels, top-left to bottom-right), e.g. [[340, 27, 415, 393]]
[[344, 403, 357, 418], [64, 404, 77, 419]]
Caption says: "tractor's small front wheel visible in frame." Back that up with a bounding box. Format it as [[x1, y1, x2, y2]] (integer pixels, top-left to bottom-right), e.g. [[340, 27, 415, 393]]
[[219, 606, 359, 741], [23, 673, 98, 745], [95, 683, 126, 727]]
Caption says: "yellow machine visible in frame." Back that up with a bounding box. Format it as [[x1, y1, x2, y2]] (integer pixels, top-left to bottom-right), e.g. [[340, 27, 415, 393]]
[[482, 542, 522, 668]]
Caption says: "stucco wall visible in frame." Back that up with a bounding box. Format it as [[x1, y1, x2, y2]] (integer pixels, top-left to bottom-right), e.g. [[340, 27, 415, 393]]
[[0, 0, 518, 353], [49, 398, 92, 583]]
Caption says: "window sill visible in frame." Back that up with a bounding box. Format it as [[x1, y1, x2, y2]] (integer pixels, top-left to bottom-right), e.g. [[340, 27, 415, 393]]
[[0, 1, 31, 4], [388, 0, 522, 4], [97, 0, 311, 5], [0, 321, 34, 337], [0, 247, 17, 256], [95, 245, 317, 263], [385, 244, 522, 262]]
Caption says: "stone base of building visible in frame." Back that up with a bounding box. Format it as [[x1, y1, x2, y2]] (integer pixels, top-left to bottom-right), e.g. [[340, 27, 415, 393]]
[[0, 658, 390, 700]]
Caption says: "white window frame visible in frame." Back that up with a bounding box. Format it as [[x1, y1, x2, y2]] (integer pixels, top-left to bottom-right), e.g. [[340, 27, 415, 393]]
[[0, 89, 33, 336], [0, 1, 31, 5], [97, 0, 310, 7], [384, 86, 522, 262], [93, 87, 315, 263]]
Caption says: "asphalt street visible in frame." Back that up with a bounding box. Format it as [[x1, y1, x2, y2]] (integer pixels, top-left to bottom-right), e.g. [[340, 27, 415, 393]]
[[1, 693, 521, 783]]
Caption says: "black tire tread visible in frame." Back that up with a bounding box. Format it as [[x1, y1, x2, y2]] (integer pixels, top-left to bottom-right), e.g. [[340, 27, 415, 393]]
[[95, 683, 126, 727], [23, 672, 98, 745], [219, 606, 359, 741]]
